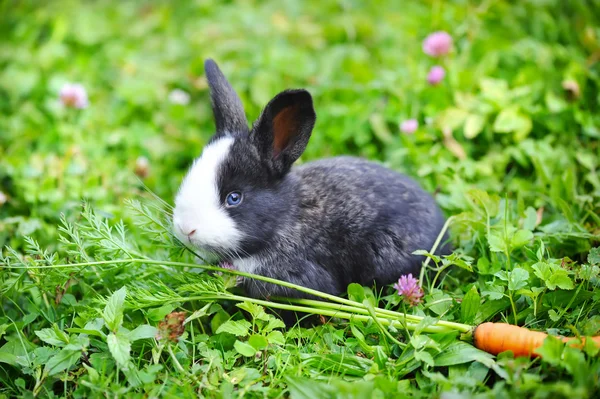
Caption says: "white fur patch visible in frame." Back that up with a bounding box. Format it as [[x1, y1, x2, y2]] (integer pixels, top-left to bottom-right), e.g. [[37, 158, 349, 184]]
[[232, 256, 260, 274], [173, 136, 243, 251]]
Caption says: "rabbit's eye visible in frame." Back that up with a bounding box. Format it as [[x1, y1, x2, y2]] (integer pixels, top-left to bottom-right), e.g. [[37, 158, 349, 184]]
[[225, 191, 243, 207]]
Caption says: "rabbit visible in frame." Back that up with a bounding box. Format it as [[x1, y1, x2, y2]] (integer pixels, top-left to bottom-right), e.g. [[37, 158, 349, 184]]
[[172, 59, 451, 299]]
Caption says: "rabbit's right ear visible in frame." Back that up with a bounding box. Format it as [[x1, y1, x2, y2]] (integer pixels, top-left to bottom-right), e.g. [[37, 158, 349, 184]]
[[252, 89, 316, 176], [204, 59, 249, 135]]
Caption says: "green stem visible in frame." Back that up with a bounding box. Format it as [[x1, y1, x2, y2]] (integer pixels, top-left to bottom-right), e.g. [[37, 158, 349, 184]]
[[362, 300, 406, 348], [277, 297, 470, 332], [508, 292, 518, 325], [273, 297, 423, 323], [167, 344, 187, 375], [187, 294, 454, 334], [419, 216, 453, 285], [429, 264, 452, 291]]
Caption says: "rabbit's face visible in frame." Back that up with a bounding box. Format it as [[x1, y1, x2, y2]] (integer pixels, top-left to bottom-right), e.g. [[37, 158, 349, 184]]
[[172, 59, 315, 262], [173, 134, 289, 261]]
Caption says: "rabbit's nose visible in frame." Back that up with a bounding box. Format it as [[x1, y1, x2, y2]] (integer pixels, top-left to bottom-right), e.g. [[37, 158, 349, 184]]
[[175, 220, 196, 238], [186, 229, 197, 237]]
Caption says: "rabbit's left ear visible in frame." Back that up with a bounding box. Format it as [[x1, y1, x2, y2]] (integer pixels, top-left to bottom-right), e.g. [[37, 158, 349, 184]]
[[252, 89, 316, 175], [205, 59, 249, 135]]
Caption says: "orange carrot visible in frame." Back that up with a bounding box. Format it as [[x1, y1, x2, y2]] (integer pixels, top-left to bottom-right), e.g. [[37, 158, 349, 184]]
[[473, 322, 600, 357]]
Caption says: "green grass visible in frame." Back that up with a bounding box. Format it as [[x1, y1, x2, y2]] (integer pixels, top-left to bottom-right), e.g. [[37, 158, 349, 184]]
[[1, 0, 600, 397]]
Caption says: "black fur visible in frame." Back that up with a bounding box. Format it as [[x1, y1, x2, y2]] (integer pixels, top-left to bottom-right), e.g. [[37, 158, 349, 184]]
[[199, 60, 451, 298], [205, 59, 249, 135]]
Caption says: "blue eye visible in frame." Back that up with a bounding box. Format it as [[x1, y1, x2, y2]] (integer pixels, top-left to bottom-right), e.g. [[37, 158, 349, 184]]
[[225, 191, 243, 207]]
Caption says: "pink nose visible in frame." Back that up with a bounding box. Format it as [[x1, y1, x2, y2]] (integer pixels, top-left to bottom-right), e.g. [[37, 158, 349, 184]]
[[186, 229, 197, 237]]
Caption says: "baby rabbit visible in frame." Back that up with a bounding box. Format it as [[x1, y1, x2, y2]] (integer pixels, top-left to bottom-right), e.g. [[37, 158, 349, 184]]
[[173, 59, 450, 299]]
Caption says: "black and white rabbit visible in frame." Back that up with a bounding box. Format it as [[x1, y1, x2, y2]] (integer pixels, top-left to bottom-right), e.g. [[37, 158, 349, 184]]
[[173, 59, 450, 299]]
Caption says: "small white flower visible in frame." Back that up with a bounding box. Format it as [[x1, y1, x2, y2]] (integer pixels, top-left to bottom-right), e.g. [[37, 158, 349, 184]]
[[0, 191, 7, 206], [59, 83, 89, 109], [168, 89, 191, 105]]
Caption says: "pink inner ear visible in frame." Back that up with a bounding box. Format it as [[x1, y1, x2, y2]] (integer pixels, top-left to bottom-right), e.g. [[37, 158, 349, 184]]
[[272, 105, 299, 157]]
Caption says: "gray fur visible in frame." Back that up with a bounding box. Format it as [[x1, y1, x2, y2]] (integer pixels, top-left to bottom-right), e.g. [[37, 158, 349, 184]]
[[183, 60, 451, 299], [237, 157, 450, 298]]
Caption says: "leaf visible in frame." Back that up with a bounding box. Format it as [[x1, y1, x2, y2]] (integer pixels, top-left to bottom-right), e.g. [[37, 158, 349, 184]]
[[35, 325, 69, 347], [66, 328, 105, 338], [460, 286, 480, 324], [266, 330, 285, 346], [533, 262, 574, 290], [0, 352, 18, 367], [234, 340, 257, 357], [583, 335, 600, 357], [248, 334, 268, 351], [588, 247, 600, 265], [437, 107, 468, 131], [83, 364, 100, 382], [443, 253, 473, 272], [487, 229, 506, 253], [107, 332, 131, 368], [347, 283, 365, 303], [563, 346, 586, 376], [184, 303, 212, 325], [215, 319, 252, 337], [425, 290, 453, 316], [45, 348, 81, 376], [147, 304, 176, 322], [84, 318, 105, 333], [581, 315, 600, 336], [511, 229, 533, 249], [103, 287, 127, 331], [480, 78, 509, 106], [410, 335, 429, 350], [64, 335, 89, 351], [236, 302, 270, 321], [493, 107, 532, 140], [507, 268, 529, 291], [126, 325, 158, 342], [263, 317, 285, 333], [464, 114, 485, 139], [523, 207, 538, 231], [547, 270, 574, 290], [414, 350, 435, 367], [434, 342, 494, 367], [534, 336, 563, 365], [548, 309, 561, 322]]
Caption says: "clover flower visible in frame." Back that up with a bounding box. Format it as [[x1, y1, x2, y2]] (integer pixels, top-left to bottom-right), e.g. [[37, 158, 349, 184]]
[[156, 311, 186, 342], [59, 83, 89, 109], [423, 31, 452, 57], [393, 274, 424, 306], [168, 89, 191, 105], [400, 119, 419, 134], [427, 66, 445, 85]]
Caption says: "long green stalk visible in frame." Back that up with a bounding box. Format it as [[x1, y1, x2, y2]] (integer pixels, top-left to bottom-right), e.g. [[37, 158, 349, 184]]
[[276, 297, 470, 332], [184, 295, 454, 334]]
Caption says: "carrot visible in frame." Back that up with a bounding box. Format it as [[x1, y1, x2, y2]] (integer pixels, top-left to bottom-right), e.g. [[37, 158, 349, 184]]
[[473, 322, 600, 358]]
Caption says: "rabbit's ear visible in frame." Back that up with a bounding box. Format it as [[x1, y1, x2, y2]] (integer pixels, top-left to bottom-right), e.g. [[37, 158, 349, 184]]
[[204, 59, 249, 134], [252, 89, 316, 175]]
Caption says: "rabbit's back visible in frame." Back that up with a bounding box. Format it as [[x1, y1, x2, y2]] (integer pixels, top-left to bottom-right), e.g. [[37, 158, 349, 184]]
[[285, 156, 449, 289]]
